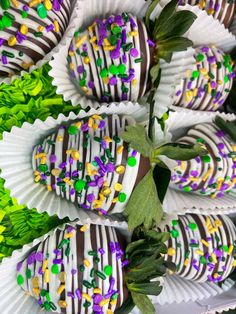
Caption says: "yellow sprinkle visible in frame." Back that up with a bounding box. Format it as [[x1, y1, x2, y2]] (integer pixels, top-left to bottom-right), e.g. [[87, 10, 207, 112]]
[[185, 70, 191, 77], [64, 232, 74, 239], [88, 22, 97, 33], [51, 168, 61, 176], [58, 300, 67, 308], [47, 185, 52, 192], [117, 145, 124, 154], [196, 250, 204, 256], [104, 38, 110, 46], [103, 77, 109, 84], [180, 161, 186, 171], [189, 177, 199, 182], [38, 25, 44, 32], [32, 277, 39, 288], [92, 114, 102, 120], [217, 79, 223, 85], [40, 157, 47, 164], [21, 62, 34, 70], [167, 248, 176, 256], [200, 68, 207, 75], [57, 285, 65, 295], [228, 244, 234, 256], [211, 253, 217, 264], [99, 193, 105, 201], [84, 259, 90, 267], [129, 31, 138, 36], [93, 288, 102, 294], [193, 88, 198, 97], [66, 149, 73, 154], [204, 74, 210, 80], [116, 165, 125, 174], [70, 62, 75, 71], [11, 0, 19, 7], [34, 170, 40, 176], [32, 288, 40, 297], [104, 46, 115, 51], [63, 178, 72, 185], [99, 298, 110, 307], [132, 78, 137, 86], [86, 162, 92, 176], [69, 50, 75, 57], [84, 56, 90, 64], [75, 35, 88, 48], [57, 135, 63, 142], [112, 197, 118, 203], [207, 83, 212, 94], [71, 150, 80, 160], [80, 225, 88, 232], [90, 36, 97, 43], [58, 272, 67, 283], [88, 117, 94, 128], [110, 300, 117, 306], [202, 168, 213, 182], [107, 310, 113, 314], [114, 183, 123, 192], [54, 20, 60, 33], [185, 91, 193, 102], [75, 121, 82, 128], [184, 258, 189, 266], [232, 260, 236, 267], [209, 226, 217, 234], [8, 36, 17, 46], [207, 8, 215, 15], [103, 136, 112, 143], [44, 0, 52, 10], [201, 239, 209, 248], [44, 269, 50, 283], [35, 175, 41, 183], [82, 293, 91, 301], [206, 217, 211, 227], [213, 273, 218, 279], [102, 187, 111, 196], [93, 123, 98, 130], [20, 25, 28, 35], [34, 153, 46, 159], [29, 0, 42, 7], [92, 170, 98, 175], [42, 259, 48, 272], [214, 220, 222, 228]]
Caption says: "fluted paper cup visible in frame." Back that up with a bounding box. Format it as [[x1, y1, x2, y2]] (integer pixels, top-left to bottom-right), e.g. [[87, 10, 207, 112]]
[[0, 102, 147, 221], [1, 0, 82, 85], [0, 219, 233, 314], [162, 110, 236, 215]]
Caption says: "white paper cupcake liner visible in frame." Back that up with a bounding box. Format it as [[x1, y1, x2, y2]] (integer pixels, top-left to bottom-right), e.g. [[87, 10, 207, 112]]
[[161, 110, 236, 215], [1, 0, 82, 86], [0, 220, 234, 314], [0, 102, 148, 221]]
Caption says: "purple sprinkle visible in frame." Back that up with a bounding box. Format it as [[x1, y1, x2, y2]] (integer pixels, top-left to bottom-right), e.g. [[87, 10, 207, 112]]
[[106, 162, 115, 172], [27, 253, 36, 265], [176, 90, 182, 96], [81, 123, 89, 132], [130, 48, 139, 58], [147, 39, 155, 47], [38, 267, 43, 275], [104, 291, 114, 299], [54, 249, 61, 256], [187, 81, 192, 89], [201, 46, 209, 53], [53, 259, 63, 264], [88, 81, 95, 89], [67, 226, 75, 232], [71, 269, 77, 275], [77, 65, 84, 74], [208, 275, 213, 282], [122, 260, 129, 267], [93, 304, 102, 312], [130, 17, 137, 28], [69, 157, 74, 165], [101, 140, 107, 149], [109, 242, 116, 254], [50, 154, 57, 163], [108, 277, 115, 293], [67, 292, 75, 298], [52, 184, 56, 190], [109, 76, 118, 86], [35, 252, 44, 263], [122, 29, 127, 43], [59, 162, 67, 169], [98, 248, 105, 255], [110, 49, 120, 60], [75, 289, 82, 300], [53, 0, 61, 11], [193, 265, 199, 271], [207, 56, 216, 64], [217, 143, 224, 150], [121, 93, 128, 101], [98, 120, 106, 129], [87, 181, 97, 187], [87, 193, 95, 203], [46, 24, 54, 32], [38, 298, 43, 306], [97, 177, 104, 188], [122, 54, 127, 64], [95, 157, 106, 172], [2, 55, 7, 65], [17, 262, 23, 272], [93, 294, 103, 304], [70, 188, 75, 196], [23, 5, 29, 11], [81, 204, 90, 210]]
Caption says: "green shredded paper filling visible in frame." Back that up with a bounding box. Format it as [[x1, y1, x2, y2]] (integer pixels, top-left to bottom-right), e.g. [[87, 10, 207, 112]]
[[0, 64, 80, 261]]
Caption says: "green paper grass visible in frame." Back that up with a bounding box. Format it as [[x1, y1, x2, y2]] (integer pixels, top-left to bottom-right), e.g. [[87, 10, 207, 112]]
[[0, 63, 80, 261]]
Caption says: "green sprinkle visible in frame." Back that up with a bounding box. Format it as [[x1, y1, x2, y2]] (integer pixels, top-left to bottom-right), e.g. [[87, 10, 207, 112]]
[[109, 35, 117, 45], [90, 268, 95, 277], [58, 238, 69, 249], [113, 135, 121, 143], [74, 179, 86, 192], [79, 265, 85, 272], [196, 137, 205, 143], [83, 280, 92, 288], [2, 15, 12, 27], [112, 25, 122, 34], [170, 229, 179, 238], [100, 68, 108, 78], [21, 11, 28, 18], [92, 279, 97, 288], [26, 268, 32, 279], [172, 220, 178, 226], [17, 274, 24, 285], [183, 186, 192, 192], [43, 301, 51, 311], [223, 245, 229, 252], [202, 155, 211, 163], [111, 293, 119, 300], [96, 58, 102, 67], [68, 125, 78, 135], [38, 164, 48, 172], [40, 289, 47, 297], [88, 250, 97, 256], [94, 257, 100, 264], [104, 265, 112, 276], [124, 43, 133, 51], [208, 72, 215, 79], [46, 292, 51, 302], [192, 70, 199, 78], [189, 243, 199, 248], [34, 32, 43, 37], [224, 75, 229, 83], [37, 4, 47, 19], [127, 156, 137, 167], [189, 223, 197, 230], [79, 79, 86, 87], [200, 256, 207, 264], [134, 58, 143, 63], [51, 264, 59, 274], [196, 53, 204, 62], [118, 64, 126, 75], [109, 64, 118, 75], [65, 244, 70, 257], [83, 301, 91, 308], [95, 270, 106, 280], [118, 192, 126, 203], [49, 302, 57, 311]]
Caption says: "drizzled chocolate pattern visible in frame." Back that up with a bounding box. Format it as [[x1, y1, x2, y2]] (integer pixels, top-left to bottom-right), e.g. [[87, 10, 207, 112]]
[[16, 224, 128, 313], [0, 0, 73, 78], [67, 13, 153, 103], [178, 0, 235, 27], [160, 214, 236, 283], [173, 46, 235, 111], [170, 123, 236, 198], [32, 114, 150, 216]]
